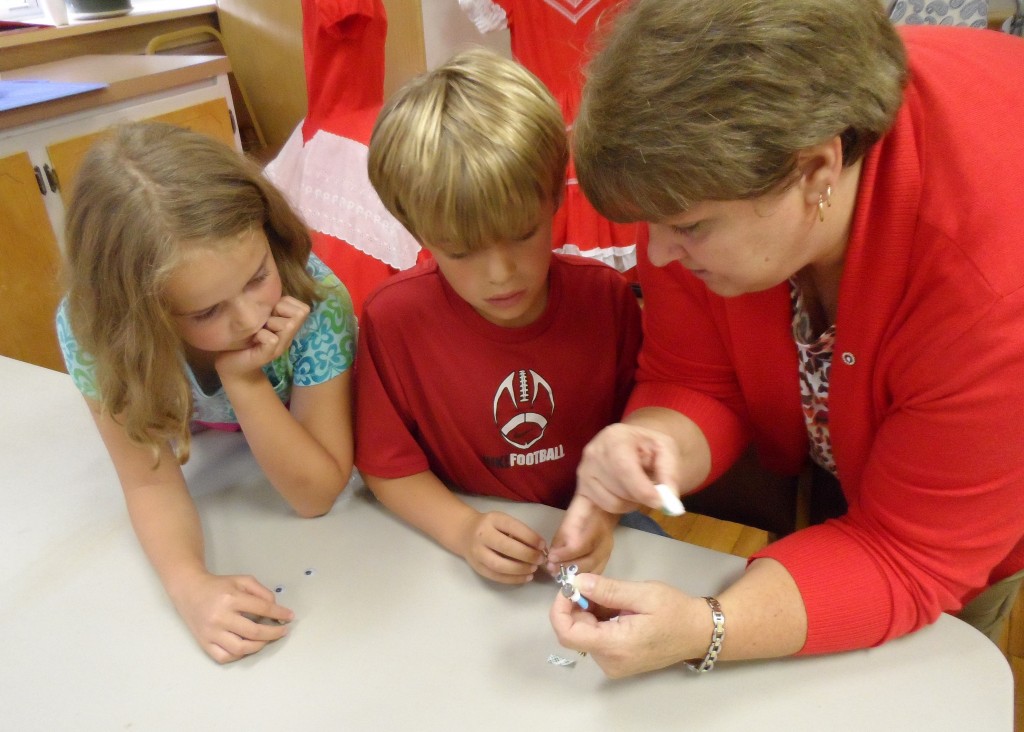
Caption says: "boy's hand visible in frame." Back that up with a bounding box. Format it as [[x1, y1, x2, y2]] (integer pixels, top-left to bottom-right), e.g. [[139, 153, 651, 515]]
[[457, 511, 548, 584], [216, 296, 310, 379], [546, 494, 617, 575], [170, 571, 294, 664]]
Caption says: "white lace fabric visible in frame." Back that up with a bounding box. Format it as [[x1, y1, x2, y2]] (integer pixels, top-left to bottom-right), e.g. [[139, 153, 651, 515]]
[[265, 125, 421, 270], [458, 0, 509, 32]]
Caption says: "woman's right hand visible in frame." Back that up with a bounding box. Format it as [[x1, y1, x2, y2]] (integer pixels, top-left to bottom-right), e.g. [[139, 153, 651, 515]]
[[575, 422, 687, 514], [170, 572, 295, 664]]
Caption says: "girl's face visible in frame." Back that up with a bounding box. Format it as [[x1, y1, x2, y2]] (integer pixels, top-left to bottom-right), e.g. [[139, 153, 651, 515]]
[[646, 186, 820, 297], [165, 228, 283, 355]]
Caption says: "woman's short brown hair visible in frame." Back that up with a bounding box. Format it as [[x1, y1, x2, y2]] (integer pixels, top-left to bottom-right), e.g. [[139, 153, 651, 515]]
[[574, 0, 907, 221]]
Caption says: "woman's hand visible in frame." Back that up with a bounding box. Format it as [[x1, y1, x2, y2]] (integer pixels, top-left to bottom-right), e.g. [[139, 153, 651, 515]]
[[576, 422, 685, 514], [456, 510, 548, 585], [549, 572, 707, 678], [576, 410, 713, 515], [545, 494, 617, 576], [170, 571, 295, 664], [216, 296, 311, 379]]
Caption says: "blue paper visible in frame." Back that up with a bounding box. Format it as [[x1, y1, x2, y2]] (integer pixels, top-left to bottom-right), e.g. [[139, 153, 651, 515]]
[[0, 79, 108, 112]]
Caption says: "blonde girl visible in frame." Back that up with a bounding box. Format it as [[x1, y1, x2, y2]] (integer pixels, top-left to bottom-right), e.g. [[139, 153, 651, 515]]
[[56, 122, 356, 663]]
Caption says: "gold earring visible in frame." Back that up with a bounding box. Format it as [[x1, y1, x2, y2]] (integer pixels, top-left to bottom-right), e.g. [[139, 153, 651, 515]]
[[817, 184, 833, 222]]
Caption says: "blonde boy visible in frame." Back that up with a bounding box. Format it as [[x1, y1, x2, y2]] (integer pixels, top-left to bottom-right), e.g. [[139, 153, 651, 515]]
[[356, 48, 643, 584]]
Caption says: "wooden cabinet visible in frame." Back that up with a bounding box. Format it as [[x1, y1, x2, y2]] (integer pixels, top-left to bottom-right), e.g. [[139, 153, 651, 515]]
[[0, 152, 65, 371], [45, 97, 236, 195], [0, 54, 240, 371]]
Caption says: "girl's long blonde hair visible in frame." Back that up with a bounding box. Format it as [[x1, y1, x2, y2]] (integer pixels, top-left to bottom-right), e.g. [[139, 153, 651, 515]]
[[64, 122, 319, 463]]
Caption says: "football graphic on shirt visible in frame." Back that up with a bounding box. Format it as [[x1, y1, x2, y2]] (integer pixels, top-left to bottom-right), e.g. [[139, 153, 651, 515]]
[[493, 369, 555, 450]]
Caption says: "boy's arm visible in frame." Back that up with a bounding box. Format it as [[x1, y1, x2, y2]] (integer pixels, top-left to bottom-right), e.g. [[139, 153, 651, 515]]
[[364, 470, 548, 584], [87, 399, 292, 663]]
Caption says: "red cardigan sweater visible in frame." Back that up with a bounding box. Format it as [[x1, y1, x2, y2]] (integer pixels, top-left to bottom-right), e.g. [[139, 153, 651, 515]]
[[629, 27, 1024, 654]]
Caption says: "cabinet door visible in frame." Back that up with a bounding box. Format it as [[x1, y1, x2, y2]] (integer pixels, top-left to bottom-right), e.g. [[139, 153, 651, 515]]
[[46, 98, 236, 198], [148, 97, 236, 148], [0, 152, 65, 372]]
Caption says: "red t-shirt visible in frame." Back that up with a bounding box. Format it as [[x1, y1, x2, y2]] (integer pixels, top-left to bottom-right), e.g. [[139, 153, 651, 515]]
[[355, 254, 642, 508]]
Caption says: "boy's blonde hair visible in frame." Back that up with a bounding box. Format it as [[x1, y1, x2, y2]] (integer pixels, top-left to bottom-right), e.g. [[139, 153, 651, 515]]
[[64, 121, 319, 463], [574, 0, 908, 221], [368, 47, 568, 252]]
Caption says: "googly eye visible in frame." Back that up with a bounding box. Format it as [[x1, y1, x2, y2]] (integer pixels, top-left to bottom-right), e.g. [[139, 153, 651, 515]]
[[274, 585, 285, 594], [304, 568, 316, 577]]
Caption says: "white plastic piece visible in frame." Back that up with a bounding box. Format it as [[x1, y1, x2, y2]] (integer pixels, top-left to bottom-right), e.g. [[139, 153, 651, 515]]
[[546, 654, 577, 667], [654, 483, 685, 517]]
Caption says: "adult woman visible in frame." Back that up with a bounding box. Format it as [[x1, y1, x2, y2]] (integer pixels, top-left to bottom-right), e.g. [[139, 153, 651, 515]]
[[547, 0, 1024, 677]]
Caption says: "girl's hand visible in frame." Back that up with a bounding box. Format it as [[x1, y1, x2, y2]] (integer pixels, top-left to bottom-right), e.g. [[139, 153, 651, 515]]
[[216, 296, 311, 379], [545, 494, 616, 575], [456, 511, 548, 585], [549, 573, 705, 678], [170, 572, 295, 664]]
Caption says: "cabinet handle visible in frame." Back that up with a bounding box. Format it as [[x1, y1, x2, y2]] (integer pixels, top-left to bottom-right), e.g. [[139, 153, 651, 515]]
[[33, 166, 47, 195], [43, 164, 60, 193]]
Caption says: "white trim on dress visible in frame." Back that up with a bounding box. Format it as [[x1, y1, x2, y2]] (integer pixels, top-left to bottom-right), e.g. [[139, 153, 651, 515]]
[[265, 124, 421, 270]]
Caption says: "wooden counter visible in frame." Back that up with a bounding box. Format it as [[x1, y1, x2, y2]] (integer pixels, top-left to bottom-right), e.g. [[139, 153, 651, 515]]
[[0, 1, 217, 72], [1, 53, 230, 131], [0, 53, 238, 372]]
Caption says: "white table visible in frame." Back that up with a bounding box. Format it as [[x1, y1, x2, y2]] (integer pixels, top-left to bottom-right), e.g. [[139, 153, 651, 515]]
[[0, 356, 1013, 730]]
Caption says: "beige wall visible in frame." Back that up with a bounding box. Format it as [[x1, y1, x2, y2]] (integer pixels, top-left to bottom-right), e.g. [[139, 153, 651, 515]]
[[220, 0, 1024, 155], [383, 0, 427, 98], [420, 0, 510, 68], [215, 0, 305, 152], [215, 0, 426, 155]]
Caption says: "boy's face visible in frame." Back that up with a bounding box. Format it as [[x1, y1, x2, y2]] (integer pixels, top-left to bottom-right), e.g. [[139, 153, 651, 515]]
[[427, 200, 554, 328]]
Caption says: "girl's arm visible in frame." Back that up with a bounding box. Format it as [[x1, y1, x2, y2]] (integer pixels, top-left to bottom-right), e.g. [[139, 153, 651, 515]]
[[215, 294, 353, 517], [364, 470, 548, 584], [221, 368, 353, 517], [87, 399, 293, 663]]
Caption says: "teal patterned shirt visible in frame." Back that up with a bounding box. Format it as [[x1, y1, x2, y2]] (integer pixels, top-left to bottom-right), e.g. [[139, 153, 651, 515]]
[[56, 253, 356, 425]]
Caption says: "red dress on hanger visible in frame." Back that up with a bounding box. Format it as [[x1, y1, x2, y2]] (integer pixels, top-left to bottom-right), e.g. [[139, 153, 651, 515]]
[[460, 0, 638, 277], [266, 0, 420, 316]]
